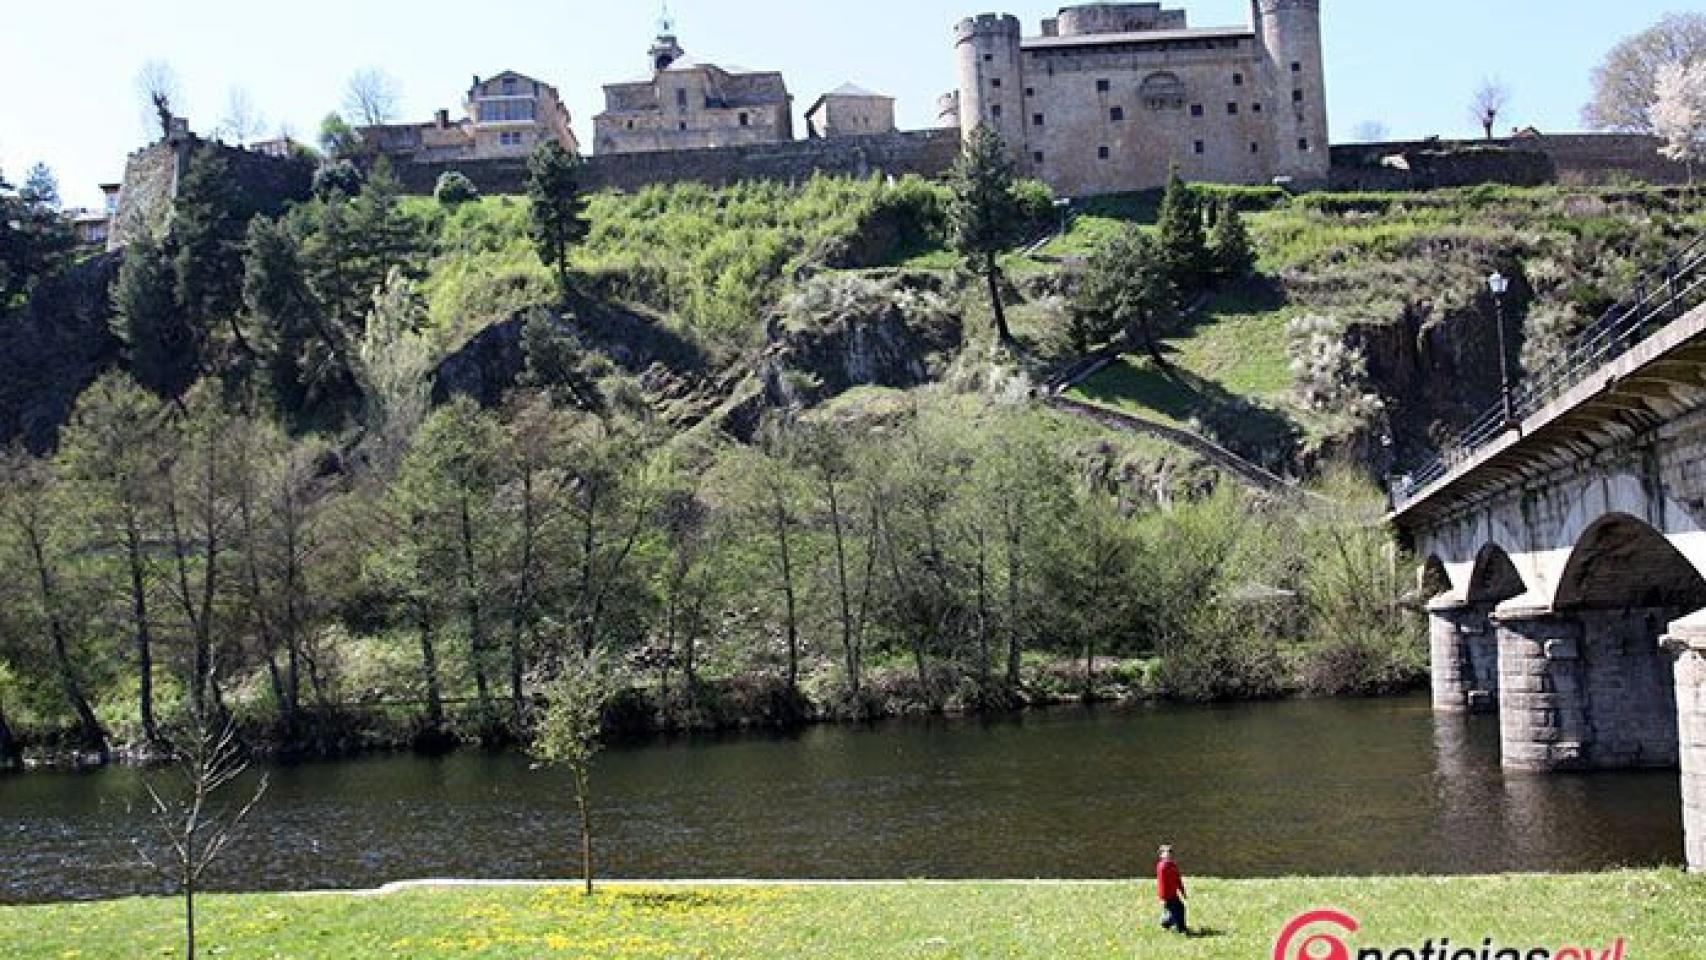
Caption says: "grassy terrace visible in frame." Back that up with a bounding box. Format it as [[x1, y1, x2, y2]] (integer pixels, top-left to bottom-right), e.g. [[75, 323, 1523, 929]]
[[4, 872, 1702, 958]]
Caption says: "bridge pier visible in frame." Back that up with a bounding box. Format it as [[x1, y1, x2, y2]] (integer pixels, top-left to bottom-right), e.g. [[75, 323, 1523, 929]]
[[1428, 598, 1498, 713], [1666, 614, 1706, 874], [1494, 607, 1591, 772]]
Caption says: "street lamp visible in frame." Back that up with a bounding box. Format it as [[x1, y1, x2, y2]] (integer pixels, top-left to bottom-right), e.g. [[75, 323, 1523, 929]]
[[1488, 271, 1514, 425]]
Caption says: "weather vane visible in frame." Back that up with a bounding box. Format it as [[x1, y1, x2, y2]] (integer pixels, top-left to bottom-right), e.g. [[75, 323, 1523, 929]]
[[659, 0, 676, 35]]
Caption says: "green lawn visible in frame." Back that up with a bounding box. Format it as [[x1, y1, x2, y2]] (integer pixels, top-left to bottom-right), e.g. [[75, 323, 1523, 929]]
[[3, 873, 1700, 959]]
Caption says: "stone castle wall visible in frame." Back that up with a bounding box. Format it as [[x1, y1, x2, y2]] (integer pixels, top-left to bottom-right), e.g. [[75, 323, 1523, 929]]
[[390, 129, 963, 196], [1330, 134, 1689, 192], [110, 136, 314, 250]]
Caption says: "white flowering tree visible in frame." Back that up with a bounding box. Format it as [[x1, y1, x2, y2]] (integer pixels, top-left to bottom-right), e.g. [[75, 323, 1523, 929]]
[[1654, 61, 1706, 181], [1286, 314, 1385, 432]]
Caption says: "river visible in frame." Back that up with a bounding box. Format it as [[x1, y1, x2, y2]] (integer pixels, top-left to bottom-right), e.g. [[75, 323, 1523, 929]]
[[0, 695, 1684, 903]]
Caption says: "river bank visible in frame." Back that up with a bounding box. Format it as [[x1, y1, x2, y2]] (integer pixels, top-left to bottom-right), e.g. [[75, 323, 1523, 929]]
[[3, 873, 1700, 958]]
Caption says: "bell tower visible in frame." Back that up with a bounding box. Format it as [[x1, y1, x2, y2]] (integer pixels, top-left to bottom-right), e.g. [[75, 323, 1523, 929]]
[[649, 2, 684, 74]]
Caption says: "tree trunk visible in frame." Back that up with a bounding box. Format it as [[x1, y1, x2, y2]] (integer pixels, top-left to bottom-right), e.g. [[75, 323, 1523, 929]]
[[125, 521, 160, 745], [0, 693, 19, 769], [825, 474, 859, 697], [985, 252, 1014, 344], [975, 529, 992, 685], [575, 766, 594, 896], [27, 525, 106, 756], [773, 493, 800, 693], [508, 471, 538, 732], [459, 496, 493, 718], [417, 606, 445, 731], [1082, 636, 1097, 702], [1005, 505, 1025, 688], [183, 875, 196, 960]]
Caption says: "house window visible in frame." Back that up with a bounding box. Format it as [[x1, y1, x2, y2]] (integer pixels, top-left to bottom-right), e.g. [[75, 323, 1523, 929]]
[[1098, 145, 1110, 159], [502, 77, 517, 94], [1110, 106, 1124, 122], [1191, 104, 1204, 117], [1227, 102, 1238, 115], [1233, 72, 1244, 86], [676, 88, 688, 108], [1298, 138, 1310, 151], [1293, 89, 1305, 104], [1033, 113, 1044, 126], [1194, 140, 1205, 154], [1096, 79, 1110, 92]]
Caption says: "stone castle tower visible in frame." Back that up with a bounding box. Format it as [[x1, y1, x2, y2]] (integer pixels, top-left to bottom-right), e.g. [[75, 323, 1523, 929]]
[[1253, 0, 1329, 185], [954, 2, 1331, 195]]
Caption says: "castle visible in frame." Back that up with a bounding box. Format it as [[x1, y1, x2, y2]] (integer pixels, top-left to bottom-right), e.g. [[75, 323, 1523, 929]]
[[951, 1, 1330, 195]]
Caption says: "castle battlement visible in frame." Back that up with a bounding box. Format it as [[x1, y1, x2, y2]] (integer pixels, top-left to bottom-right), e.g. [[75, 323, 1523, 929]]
[[954, 14, 1023, 43]]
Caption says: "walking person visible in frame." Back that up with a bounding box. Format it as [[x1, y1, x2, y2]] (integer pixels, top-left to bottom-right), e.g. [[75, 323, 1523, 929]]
[[1156, 844, 1189, 936]]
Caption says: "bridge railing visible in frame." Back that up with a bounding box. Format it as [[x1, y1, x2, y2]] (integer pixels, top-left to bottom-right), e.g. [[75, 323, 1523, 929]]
[[1391, 233, 1706, 511]]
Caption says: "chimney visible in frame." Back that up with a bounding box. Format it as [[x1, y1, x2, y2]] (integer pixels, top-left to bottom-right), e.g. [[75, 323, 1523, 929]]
[[436, 109, 450, 129]]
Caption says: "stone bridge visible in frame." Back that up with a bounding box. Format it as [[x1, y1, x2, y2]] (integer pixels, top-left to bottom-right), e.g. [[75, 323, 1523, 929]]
[[1390, 238, 1706, 873]]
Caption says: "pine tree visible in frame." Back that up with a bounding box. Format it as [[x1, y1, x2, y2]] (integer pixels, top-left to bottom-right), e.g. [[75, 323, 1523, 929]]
[[0, 164, 76, 311], [113, 234, 200, 398], [527, 142, 590, 300], [1071, 225, 1181, 363], [1155, 168, 1210, 296], [172, 147, 251, 369], [947, 125, 1024, 344], [1208, 197, 1256, 282], [243, 216, 353, 420]]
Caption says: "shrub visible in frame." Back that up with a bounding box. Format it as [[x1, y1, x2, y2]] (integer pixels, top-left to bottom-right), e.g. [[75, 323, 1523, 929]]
[[312, 160, 364, 199], [433, 171, 479, 207]]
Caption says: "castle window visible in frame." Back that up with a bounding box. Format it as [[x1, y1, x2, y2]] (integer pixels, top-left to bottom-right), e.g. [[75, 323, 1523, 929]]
[[992, 78, 1002, 88], [1191, 104, 1204, 117], [1298, 138, 1311, 151], [1109, 106, 1124, 122], [1033, 113, 1044, 127], [1252, 103, 1262, 113], [1291, 61, 1303, 73], [1096, 79, 1110, 93], [1250, 142, 1260, 153], [1098, 146, 1110, 159], [983, 53, 993, 62], [676, 88, 688, 108], [1227, 102, 1238, 115], [1233, 72, 1244, 86], [739, 112, 749, 127], [1293, 89, 1305, 104], [679, 121, 687, 130], [1194, 140, 1205, 154], [1140, 72, 1186, 111], [1033, 151, 1044, 163], [1025, 87, 1034, 97]]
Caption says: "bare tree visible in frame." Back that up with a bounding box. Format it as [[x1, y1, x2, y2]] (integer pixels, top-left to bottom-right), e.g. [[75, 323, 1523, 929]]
[[136, 60, 183, 140], [343, 68, 401, 127], [1470, 78, 1511, 139], [1584, 13, 1706, 132], [134, 713, 268, 960], [218, 87, 267, 146], [1353, 120, 1390, 143]]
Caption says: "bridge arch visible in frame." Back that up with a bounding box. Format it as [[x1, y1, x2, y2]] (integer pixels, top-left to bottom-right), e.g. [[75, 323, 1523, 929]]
[[1420, 555, 1453, 599], [1466, 542, 1527, 606], [1546, 473, 1706, 605], [1554, 513, 1706, 612]]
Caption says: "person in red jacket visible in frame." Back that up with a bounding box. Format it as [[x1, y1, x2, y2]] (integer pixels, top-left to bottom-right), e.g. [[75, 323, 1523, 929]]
[[1156, 844, 1188, 935]]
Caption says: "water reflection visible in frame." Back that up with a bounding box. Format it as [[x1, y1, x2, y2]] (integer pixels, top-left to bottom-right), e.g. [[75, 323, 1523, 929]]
[[0, 696, 1684, 903]]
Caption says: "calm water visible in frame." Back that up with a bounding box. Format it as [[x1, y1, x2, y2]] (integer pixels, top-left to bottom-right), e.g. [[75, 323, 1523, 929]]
[[0, 696, 1684, 903]]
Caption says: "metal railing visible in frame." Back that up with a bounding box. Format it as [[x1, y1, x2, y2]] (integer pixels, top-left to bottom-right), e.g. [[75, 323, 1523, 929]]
[[1391, 233, 1706, 511]]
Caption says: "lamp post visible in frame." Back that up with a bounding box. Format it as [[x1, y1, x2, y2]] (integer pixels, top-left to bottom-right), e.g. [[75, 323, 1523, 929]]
[[1488, 271, 1514, 425]]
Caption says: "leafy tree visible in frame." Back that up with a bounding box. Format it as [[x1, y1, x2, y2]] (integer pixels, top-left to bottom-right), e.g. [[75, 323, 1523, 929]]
[[520, 309, 610, 411], [243, 216, 345, 420], [58, 373, 171, 747], [1072, 225, 1181, 363], [172, 147, 255, 372], [527, 142, 590, 299], [311, 159, 364, 200], [0, 450, 107, 756], [397, 397, 506, 729], [1654, 60, 1706, 178], [1208, 197, 1256, 282], [112, 233, 199, 399], [0, 164, 76, 312], [947, 125, 1023, 344], [434, 171, 480, 206], [531, 650, 613, 896], [1155, 168, 1210, 295], [1585, 13, 1706, 131], [299, 162, 422, 333]]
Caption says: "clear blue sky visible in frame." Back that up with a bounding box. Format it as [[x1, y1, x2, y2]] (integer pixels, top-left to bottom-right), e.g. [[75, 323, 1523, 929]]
[[0, 0, 1686, 208]]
